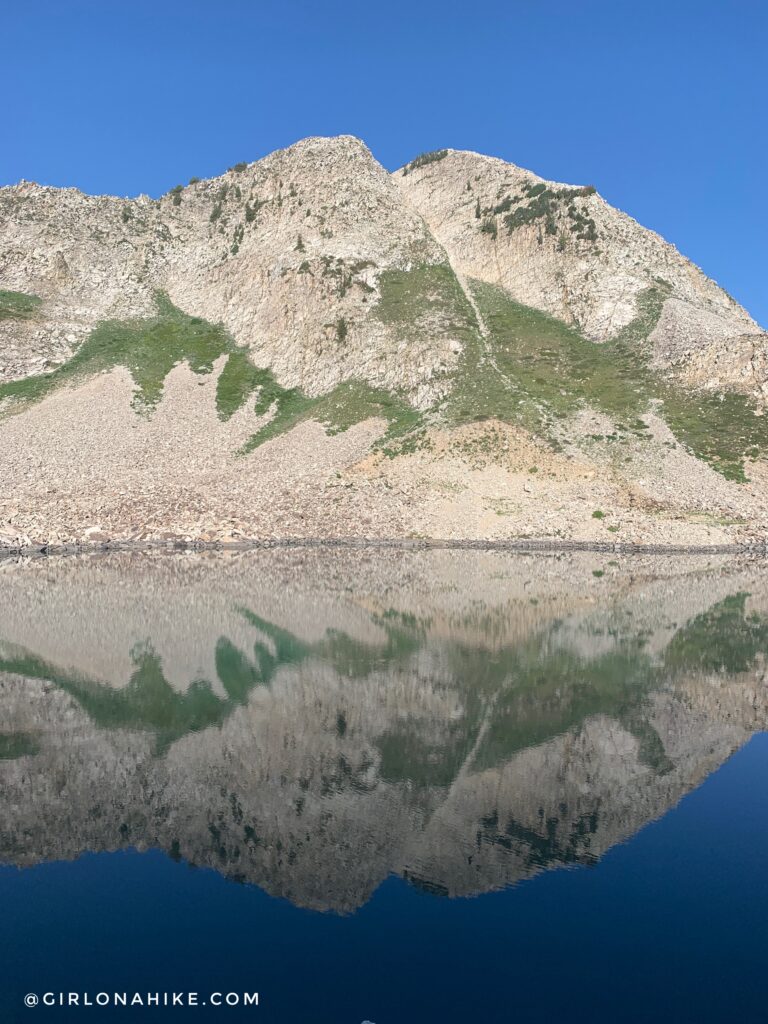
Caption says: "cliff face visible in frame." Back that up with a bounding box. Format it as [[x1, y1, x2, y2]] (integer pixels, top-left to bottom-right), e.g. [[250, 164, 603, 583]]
[[0, 551, 766, 912], [1, 137, 767, 546], [395, 149, 765, 387], [0, 137, 458, 401]]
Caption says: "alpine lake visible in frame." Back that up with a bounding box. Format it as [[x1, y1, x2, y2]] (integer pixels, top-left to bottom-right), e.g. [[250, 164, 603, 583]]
[[1, 546, 767, 1023]]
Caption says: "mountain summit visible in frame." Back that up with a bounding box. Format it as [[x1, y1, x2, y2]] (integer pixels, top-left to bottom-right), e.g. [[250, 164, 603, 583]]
[[1, 136, 766, 548]]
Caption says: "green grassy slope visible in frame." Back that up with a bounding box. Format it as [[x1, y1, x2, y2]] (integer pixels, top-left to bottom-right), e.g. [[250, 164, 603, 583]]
[[1, 271, 765, 480], [441, 281, 767, 481], [0, 293, 264, 416], [0, 289, 41, 320]]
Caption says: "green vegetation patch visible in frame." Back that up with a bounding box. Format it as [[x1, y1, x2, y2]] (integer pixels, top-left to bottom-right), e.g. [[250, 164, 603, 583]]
[[0, 283, 432, 452], [229, 260, 476, 455], [215, 348, 274, 421], [0, 292, 265, 420], [480, 217, 498, 239], [1, 589, 766, 800], [441, 278, 647, 434], [240, 378, 423, 454], [654, 385, 767, 482], [401, 149, 449, 175], [442, 280, 767, 480], [478, 182, 598, 243], [0, 265, 763, 480], [373, 262, 478, 341], [0, 732, 40, 759], [664, 593, 768, 675], [0, 611, 420, 755], [0, 289, 42, 320]]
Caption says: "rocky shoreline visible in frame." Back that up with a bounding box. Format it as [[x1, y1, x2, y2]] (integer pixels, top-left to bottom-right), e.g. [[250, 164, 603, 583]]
[[2, 534, 767, 559]]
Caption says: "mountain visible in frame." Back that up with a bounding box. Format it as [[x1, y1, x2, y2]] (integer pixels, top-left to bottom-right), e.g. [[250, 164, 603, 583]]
[[1, 136, 766, 547]]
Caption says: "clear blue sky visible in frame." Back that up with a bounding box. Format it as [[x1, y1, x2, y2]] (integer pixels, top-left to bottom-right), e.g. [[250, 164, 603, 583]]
[[3, 0, 765, 325]]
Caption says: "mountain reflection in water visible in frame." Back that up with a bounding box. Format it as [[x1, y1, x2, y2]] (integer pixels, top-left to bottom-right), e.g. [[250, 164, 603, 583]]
[[0, 548, 766, 914]]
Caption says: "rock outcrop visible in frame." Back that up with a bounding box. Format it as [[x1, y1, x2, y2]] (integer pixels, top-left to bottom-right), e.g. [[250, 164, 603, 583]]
[[396, 148, 766, 392]]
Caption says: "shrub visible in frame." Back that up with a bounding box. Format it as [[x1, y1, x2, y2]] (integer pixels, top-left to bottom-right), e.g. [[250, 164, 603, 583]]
[[402, 149, 449, 175], [566, 201, 598, 241], [480, 217, 498, 239], [244, 199, 266, 224], [230, 162, 248, 173], [210, 203, 222, 222], [492, 195, 516, 215], [295, 234, 305, 252], [188, 176, 200, 185], [504, 189, 553, 231], [503, 184, 597, 242], [336, 318, 348, 343]]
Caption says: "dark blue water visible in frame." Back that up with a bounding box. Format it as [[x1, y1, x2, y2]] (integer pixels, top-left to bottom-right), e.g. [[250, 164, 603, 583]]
[[1, 734, 766, 1024]]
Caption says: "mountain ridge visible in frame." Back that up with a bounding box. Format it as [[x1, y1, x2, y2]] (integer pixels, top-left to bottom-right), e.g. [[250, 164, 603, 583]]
[[1, 135, 767, 548]]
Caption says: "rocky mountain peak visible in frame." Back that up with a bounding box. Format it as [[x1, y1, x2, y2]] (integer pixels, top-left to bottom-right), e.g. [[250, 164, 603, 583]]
[[1, 135, 767, 549]]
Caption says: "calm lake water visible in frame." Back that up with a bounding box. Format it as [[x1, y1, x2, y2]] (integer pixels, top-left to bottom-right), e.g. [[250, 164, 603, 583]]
[[1, 549, 767, 1022]]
